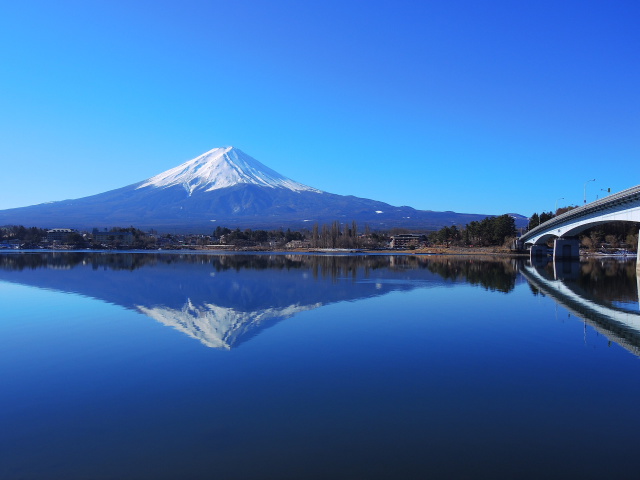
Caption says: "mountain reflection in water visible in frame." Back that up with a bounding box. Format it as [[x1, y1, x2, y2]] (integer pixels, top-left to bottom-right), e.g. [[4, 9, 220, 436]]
[[2, 252, 640, 480], [1, 253, 637, 353], [0, 253, 519, 349]]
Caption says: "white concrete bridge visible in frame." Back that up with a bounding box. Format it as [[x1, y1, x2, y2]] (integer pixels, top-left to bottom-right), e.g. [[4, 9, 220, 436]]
[[520, 262, 640, 358], [517, 184, 640, 260]]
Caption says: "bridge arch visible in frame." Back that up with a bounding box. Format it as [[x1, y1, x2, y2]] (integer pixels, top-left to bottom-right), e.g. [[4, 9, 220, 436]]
[[517, 184, 640, 261], [525, 218, 632, 246]]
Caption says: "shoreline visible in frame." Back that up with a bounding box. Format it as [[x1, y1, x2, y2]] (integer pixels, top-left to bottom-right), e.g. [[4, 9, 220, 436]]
[[1, 246, 635, 259], [1, 245, 526, 257]]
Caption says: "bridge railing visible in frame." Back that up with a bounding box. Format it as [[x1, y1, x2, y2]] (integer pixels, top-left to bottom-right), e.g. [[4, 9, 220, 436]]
[[520, 184, 640, 243]]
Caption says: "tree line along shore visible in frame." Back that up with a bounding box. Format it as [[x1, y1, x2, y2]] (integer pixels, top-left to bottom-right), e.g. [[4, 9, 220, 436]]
[[1, 213, 637, 254], [0, 216, 515, 251]]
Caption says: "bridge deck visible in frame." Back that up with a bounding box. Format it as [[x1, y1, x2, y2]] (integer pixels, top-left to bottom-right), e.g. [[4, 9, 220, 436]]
[[520, 184, 640, 244]]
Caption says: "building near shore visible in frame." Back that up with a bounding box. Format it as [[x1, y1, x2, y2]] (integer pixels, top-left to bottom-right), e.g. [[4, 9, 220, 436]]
[[46, 228, 75, 243], [390, 234, 423, 249]]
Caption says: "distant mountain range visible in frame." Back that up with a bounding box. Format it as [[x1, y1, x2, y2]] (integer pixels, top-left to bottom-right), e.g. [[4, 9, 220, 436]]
[[0, 147, 527, 231]]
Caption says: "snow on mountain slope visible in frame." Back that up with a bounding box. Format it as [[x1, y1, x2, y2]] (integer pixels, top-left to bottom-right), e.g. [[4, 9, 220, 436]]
[[0, 145, 528, 231], [137, 146, 321, 195]]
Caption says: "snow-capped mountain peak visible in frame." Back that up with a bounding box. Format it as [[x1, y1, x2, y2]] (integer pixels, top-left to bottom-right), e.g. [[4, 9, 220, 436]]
[[137, 146, 321, 195]]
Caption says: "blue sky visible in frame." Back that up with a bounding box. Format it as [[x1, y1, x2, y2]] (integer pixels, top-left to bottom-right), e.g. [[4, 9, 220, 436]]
[[0, 0, 638, 217]]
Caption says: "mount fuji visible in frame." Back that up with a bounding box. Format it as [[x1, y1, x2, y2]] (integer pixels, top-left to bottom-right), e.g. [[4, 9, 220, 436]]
[[0, 147, 525, 231]]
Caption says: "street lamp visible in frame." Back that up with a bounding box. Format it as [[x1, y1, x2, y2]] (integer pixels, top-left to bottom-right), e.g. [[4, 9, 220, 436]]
[[583, 179, 595, 204], [555, 197, 565, 213]]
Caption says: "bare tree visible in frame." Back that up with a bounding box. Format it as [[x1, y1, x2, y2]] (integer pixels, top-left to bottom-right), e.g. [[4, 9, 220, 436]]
[[331, 221, 339, 248]]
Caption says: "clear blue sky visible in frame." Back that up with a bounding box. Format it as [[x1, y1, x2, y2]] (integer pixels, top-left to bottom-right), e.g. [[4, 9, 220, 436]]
[[1, 0, 638, 217]]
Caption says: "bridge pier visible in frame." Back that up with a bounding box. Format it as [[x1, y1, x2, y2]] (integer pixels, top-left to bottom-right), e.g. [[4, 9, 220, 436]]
[[553, 237, 580, 260]]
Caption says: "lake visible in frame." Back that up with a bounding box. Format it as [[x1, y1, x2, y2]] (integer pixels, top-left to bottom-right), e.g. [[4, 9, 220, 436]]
[[1, 252, 639, 479]]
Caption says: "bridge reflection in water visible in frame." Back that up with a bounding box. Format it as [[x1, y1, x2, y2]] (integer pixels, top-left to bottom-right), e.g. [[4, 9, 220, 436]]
[[520, 258, 640, 357]]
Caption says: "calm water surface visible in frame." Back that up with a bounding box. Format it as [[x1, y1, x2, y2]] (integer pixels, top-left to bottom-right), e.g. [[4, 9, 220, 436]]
[[0, 252, 639, 479]]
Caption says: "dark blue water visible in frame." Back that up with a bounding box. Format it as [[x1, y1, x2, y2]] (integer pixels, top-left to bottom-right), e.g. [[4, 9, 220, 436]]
[[0, 253, 639, 479]]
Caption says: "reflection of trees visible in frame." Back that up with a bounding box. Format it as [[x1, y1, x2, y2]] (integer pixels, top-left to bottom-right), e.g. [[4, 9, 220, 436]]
[[210, 255, 402, 281], [537, 258, 637, 305], [0, 252, 518, 292], [568, 259, 637, 305], [422, 257, 518, 293], [0, 252, 422, 275], [0, 253, 161, 271]]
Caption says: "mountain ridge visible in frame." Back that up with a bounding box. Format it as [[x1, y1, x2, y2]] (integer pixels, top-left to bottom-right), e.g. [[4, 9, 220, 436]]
[[0, 147, 527, 231]]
